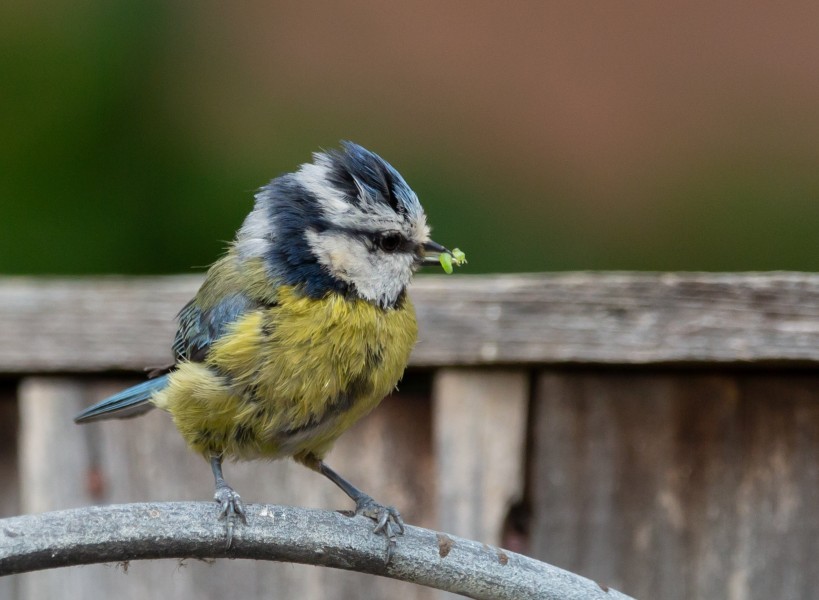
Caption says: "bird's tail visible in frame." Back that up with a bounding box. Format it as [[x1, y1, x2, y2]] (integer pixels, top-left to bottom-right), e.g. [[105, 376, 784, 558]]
[[74, 374, 169, 423]]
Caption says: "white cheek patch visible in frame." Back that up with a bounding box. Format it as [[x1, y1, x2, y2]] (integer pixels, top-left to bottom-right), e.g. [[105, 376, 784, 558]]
[[305, 230, 415, 308], [304, 230, 361, 278]]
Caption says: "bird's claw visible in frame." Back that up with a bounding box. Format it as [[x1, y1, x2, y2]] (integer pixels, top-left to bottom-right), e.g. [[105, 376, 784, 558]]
[[355, 495, 405, 562], [214, 484, 247, 548]]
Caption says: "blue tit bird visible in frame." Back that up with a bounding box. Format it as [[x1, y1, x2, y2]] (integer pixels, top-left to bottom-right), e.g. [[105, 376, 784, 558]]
[[74, 142, 459, 558]]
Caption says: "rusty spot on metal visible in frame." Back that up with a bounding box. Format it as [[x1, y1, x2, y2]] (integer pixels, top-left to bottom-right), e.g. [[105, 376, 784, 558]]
[[437, 533, 453, 558], [497, 549, 509, 565]]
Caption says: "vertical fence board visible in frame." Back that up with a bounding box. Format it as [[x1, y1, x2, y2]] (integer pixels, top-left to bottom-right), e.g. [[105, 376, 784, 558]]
[[0, 388, 19, 600], [531, 371, 819, 600], [17, 378, 119, 600], [0, 388, 19, 518], [14, 377, 434, 600], [432, 369, 529, 543]]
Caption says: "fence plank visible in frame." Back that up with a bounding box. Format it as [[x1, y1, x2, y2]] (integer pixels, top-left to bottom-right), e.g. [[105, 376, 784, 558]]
[[15, 377, 435, 600], [432, 370, 529, 544], [530, 371, 819, 600], [17, 378, 117, 600], [3, 273, 819, 372], [0, 389, 19, 517], [0, 388, 19, 600]]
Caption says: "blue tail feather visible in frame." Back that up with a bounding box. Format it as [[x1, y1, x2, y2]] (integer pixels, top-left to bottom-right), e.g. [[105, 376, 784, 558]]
[[74, 374, 170, 423]]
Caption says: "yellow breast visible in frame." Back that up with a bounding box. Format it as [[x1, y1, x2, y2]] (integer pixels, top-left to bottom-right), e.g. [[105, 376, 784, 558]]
[[152, 286, 418, 460]]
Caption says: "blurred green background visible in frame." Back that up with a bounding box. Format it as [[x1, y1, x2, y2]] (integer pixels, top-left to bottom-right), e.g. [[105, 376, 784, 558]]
[[3, 1, 819, 276]]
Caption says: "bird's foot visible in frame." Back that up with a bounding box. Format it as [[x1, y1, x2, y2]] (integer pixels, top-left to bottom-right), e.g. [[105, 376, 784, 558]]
[[214, 483, 247, 548], [354, 494, 405, 562]]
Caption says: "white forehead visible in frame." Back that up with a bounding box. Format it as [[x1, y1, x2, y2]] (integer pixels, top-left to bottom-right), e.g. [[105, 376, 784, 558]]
[[294, 155, 429, 241]]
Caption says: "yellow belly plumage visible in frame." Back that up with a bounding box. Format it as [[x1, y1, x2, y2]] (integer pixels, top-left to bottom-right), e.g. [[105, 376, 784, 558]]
[[151, 286, 418, 463]]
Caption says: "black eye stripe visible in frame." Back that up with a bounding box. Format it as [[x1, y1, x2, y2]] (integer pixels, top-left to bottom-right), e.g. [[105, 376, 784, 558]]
[[323, 226, 413, 253]]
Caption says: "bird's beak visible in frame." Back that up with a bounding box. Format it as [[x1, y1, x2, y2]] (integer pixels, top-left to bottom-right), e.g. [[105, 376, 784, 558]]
[[418, 239, 453, 266]]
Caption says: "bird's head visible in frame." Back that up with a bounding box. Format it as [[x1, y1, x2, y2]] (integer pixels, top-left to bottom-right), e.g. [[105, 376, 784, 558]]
[[236, 142, 453, 309]]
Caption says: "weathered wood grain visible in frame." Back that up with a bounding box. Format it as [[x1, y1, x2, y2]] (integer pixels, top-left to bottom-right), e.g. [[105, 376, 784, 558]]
[[15, 377, 436, 600], [530, 371, 819, 600], [0, 390, 19, 518], [3, 273, 819, 372], [433, 370, 529, 543], [432, 370, 530, 600], [0, 389, 19, 600]]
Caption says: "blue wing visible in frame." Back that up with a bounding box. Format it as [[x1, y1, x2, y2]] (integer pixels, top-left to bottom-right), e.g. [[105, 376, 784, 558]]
[[75, 292, 258, 424], [173, 293, 257, 363]]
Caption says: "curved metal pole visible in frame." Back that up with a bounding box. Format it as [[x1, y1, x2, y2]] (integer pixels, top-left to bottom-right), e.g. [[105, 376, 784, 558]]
[[0, 502, 634, 600]]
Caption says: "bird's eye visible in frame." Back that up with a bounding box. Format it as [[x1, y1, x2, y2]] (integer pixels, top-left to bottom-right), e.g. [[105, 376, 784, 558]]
[[377, 232, 403, 253]]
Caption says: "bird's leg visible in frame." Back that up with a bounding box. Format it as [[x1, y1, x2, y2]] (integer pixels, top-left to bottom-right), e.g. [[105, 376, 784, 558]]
[[305, 455, 404, 562], [210, 455, 247, 548]]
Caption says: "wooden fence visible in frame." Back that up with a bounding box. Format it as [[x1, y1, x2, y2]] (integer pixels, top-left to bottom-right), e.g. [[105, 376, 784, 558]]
[[2, 273, 819, 600]]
